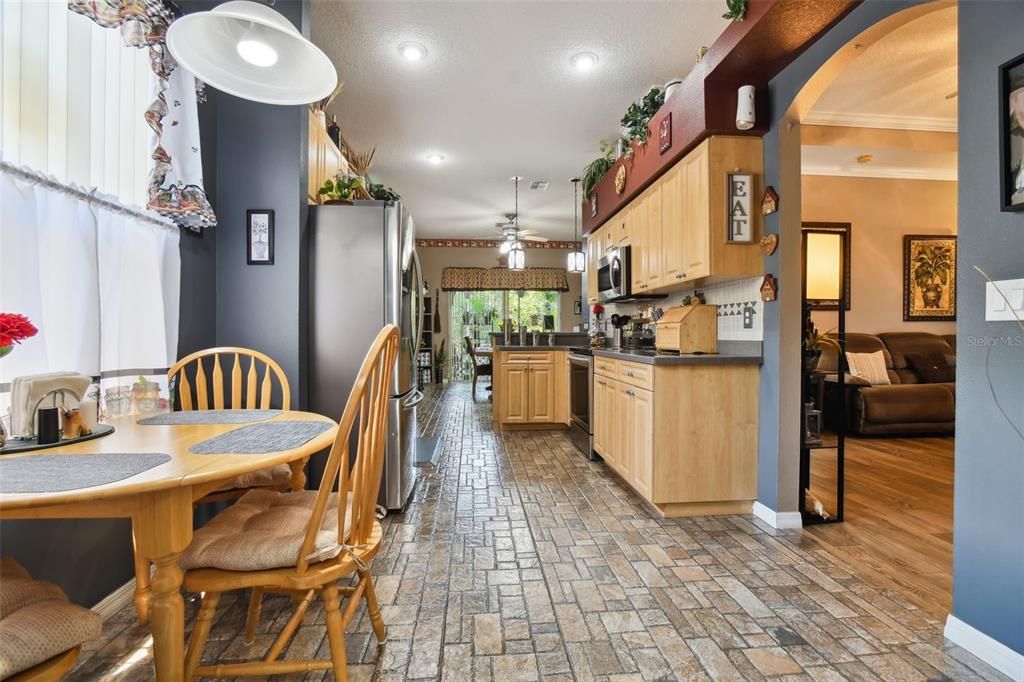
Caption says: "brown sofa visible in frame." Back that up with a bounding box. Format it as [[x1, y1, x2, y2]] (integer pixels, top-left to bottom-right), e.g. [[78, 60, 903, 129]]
[[817, 332, 956, 436]]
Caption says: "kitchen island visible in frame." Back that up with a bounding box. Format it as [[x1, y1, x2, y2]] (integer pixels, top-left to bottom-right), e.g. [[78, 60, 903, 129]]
[[491, 346, 571, 428]]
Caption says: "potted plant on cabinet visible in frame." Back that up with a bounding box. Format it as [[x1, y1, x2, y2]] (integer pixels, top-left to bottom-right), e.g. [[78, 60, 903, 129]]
[[803, 322, 839, 371], [317, 172, 364, 205]]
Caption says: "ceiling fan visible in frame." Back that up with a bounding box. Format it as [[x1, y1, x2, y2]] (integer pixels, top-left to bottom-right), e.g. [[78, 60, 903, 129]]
[[494, 213, 549, 245]]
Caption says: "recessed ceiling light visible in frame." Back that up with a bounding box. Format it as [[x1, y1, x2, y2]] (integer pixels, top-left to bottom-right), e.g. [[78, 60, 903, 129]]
[[856, 154, 873, 164], [426, 153, 445, 165], [570, 52, 599, 72], [399, 42, 427, 62]]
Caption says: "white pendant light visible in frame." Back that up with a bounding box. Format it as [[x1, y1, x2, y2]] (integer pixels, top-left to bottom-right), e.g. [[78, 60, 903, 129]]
[[566, 177, 586, 273], [507, 176, 526, 270], [166, 1, 338, 106], [508, 242, 526, 270]]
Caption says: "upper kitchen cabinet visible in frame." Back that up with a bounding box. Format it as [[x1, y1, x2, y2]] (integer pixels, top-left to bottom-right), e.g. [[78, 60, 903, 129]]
[[585, 227, 604, 304], [585, 135, 763, 293], [307, 111, 346, 204]]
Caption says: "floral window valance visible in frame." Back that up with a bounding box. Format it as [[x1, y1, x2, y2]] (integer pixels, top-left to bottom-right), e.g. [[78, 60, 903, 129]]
[[69, 0, 217, 230], [441, 267, 569, 292]]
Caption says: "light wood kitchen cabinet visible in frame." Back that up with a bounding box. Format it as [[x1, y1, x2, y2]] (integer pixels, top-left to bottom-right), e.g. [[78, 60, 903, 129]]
[[584, 135, 763, 294], [307, 111, 346, 204], [494, 350, 568, 427], [526, 363, 555, 423], [593, 355, 757, 517], [499, 365, 529, 424], [585, 228, 604, 304]]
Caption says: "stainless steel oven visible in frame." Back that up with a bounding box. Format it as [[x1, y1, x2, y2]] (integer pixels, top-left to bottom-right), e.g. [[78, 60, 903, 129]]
[[568, 349, 596, 460], [597, 246, 630, 303]]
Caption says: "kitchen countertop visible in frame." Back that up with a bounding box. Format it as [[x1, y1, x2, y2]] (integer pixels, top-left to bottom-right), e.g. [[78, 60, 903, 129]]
[[493, 345, 578, 351], [592, 348, 762, 366]]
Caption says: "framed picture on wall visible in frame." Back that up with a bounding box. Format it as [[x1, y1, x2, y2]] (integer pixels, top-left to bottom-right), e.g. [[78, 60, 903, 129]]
[[903, 235, 957, 321], [246, 209, 274, 265], [573, 299, 582, 316], [999, 51, 1024, 211]]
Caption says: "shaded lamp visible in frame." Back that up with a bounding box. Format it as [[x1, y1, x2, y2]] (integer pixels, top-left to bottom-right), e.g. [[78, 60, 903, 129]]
[[566, 177, 586, 273], [804, 230, 842, 306], [166, 1, 337, 106]]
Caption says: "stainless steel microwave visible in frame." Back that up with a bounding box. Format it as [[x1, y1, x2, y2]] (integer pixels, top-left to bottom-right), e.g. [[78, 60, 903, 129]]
[[597, 246, 631, 302]]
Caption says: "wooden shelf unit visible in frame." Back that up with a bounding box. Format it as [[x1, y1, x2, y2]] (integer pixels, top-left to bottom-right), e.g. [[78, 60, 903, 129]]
[[418, 296, 434, 388]]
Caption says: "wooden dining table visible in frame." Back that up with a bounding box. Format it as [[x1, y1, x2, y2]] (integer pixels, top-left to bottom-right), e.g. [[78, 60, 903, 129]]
[[0, 411, 337, 682]]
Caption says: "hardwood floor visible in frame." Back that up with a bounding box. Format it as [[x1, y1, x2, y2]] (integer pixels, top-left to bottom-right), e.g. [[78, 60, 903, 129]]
[[799, 435, 954, 617]]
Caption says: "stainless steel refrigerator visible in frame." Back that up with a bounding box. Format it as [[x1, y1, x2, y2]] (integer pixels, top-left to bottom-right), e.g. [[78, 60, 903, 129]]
[[308, 201, 424, 510]]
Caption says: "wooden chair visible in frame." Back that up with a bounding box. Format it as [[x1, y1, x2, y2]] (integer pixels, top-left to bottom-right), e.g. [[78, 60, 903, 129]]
[[178, 325, 400, 680], [133, 348, 300, 625], [463, 336, 492, 398]]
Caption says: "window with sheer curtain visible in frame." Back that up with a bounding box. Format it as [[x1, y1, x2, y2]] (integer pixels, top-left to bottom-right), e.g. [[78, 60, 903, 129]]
[[0, 1, 180, 426]]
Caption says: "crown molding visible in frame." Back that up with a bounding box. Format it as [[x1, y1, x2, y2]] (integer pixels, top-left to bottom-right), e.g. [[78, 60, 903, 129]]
[[802, 164, 957, 182], [803, 110, 957, 133]]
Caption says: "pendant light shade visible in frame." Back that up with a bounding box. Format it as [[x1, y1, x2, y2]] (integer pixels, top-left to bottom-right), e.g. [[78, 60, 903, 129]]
[[166, 1, 338, 105], [508, 242, 526, 270], [567, 177, 586, 273]]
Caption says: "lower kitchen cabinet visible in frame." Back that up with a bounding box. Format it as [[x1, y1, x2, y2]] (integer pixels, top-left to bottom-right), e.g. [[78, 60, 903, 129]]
[[494, 350, 569, 427], [593, 357, 757, 517]]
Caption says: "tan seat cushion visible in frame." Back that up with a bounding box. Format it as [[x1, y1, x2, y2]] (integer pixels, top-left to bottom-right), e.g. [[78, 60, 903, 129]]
[[215, 463, 293, 492], [0, 559, 101, 679], [180, 489, 351, 572]]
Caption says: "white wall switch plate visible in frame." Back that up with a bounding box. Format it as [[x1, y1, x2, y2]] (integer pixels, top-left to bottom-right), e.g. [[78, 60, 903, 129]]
[[985, 278, 1024, 321]]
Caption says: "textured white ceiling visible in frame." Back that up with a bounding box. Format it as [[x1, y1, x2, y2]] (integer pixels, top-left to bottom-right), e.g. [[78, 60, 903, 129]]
[[806, 6, 957, 132], [310, 1, 728, 240]]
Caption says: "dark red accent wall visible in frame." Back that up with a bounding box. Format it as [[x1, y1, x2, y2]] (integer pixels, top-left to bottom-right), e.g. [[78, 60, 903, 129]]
[[581, 0, 860, 234]]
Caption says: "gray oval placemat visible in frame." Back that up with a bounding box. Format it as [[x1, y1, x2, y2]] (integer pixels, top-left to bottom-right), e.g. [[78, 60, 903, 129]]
[[0, 453, 172, 494], [188, 420, 333, 455], [137, 410, 280, 426]]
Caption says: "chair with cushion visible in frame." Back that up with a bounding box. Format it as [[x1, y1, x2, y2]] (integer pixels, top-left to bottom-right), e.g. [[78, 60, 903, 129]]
[[178, 325, 399, 681], [0, 558, 101, 681], [463, 336, 492, 398], [132, 348, 300, 625]]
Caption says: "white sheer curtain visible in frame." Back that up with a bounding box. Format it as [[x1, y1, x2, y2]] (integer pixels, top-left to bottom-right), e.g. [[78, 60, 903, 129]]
[[0, 162, 180, 414]]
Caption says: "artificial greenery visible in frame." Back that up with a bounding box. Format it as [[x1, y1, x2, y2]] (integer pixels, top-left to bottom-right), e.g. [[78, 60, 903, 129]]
[[368, 183, 401, 201], [434, 339, 447, 366], [912, 243, 953, 290], [620, 87, 665, 144], [722, 0, 748, 22], [317, 172, 364, 202]]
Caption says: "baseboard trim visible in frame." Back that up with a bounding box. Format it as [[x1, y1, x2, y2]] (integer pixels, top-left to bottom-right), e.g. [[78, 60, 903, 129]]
[[944, 614, 1024, 680], [91, 579, 136, 621], [752, 501, 803, 529]]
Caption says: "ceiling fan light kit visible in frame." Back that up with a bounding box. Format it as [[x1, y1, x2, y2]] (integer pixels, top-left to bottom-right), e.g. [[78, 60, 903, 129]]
[[166, 0, 338, 106]]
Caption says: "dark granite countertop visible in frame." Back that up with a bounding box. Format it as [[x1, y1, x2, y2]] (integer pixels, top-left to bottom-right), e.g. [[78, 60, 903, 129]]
[[492, 345, 578, 351], [591, 348, 762, 366]]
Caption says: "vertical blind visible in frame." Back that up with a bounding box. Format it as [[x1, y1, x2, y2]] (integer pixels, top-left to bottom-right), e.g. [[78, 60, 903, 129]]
[[0, 0, 151, 206]]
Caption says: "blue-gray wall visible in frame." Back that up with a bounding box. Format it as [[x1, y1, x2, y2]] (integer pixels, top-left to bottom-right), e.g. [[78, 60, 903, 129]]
[[953, 0, 1024, 655]]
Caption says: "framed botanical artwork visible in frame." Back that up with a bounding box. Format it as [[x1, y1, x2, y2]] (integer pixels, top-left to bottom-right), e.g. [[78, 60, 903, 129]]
[[999, 51, 1024, 211], [246, 209, 274, 265], [903, 235, 956, 321], [573, 299, 582, 316]]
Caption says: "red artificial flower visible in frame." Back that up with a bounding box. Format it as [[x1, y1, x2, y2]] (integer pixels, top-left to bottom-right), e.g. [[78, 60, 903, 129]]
[[0, 313, 38, 347], [592, 303, 605, 315]]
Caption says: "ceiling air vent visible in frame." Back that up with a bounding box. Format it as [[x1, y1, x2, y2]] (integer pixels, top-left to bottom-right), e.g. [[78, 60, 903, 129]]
[[529, 180, 550, 191]]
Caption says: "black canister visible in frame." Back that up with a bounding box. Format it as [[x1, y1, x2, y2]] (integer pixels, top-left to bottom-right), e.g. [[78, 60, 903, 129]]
[[36, 407, 61, 445]]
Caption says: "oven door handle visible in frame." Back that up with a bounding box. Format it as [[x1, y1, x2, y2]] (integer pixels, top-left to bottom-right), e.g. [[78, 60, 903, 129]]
[[569, 354, 592, 365]]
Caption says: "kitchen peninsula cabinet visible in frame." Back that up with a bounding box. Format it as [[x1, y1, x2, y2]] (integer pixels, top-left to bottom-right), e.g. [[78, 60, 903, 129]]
[[493, 349, 569, 428], [593, 354, 758, 517], [584, 135, 763, 295]]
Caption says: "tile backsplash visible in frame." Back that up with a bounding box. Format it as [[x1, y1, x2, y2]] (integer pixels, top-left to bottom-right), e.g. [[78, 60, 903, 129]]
[[596, 276, 764, 341]]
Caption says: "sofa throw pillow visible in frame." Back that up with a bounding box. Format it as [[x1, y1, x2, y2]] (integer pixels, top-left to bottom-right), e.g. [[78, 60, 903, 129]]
[[906, 352, 956, 383], [846, 351, 891, 385]]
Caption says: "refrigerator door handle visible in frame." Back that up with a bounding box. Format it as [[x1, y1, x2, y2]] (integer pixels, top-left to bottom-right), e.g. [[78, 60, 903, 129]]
[[403, 389, 425, 408]]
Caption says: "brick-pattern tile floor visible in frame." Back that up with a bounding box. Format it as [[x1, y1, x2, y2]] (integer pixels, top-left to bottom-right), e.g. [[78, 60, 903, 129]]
[[70, 383, 1009, 680]]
